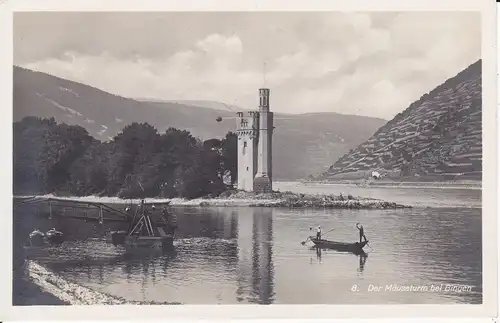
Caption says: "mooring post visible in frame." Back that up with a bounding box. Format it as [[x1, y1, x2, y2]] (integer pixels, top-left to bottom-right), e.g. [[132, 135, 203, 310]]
[[48, 200, 52, 220]]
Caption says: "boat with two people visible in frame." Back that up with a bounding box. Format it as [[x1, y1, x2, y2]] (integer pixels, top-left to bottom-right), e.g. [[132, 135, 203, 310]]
[[302, 223, 370, 255]]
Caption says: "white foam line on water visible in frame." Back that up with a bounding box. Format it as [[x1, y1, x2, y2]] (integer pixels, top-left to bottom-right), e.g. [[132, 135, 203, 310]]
[[27, 260, 126, 305]]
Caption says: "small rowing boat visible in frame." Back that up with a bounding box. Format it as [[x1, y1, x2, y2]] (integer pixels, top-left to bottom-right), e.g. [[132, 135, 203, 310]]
[[308, 236, 368, 253], [45, 228, 64, 245], [28, 228, 64, 247]]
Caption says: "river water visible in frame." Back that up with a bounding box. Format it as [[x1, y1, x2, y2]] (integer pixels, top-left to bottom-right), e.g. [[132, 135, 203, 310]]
[[17, 182, 482, 304]]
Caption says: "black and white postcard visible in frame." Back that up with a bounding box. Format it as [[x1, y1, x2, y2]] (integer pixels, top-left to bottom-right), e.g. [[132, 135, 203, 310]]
[[0, 0, 497, 321]]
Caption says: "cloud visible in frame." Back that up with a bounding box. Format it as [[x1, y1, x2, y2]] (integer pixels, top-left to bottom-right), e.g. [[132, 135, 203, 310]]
[[14, 12, 481, 119]]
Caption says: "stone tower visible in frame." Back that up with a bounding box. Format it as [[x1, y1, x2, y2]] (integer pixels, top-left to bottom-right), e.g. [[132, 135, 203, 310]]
[[236, 110, 259, 191], [236, 88, 274, 193], [253, 88, 274, 193]]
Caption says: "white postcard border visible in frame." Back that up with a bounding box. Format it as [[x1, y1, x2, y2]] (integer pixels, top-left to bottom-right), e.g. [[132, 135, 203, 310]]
[[0, 0, 497, 321]]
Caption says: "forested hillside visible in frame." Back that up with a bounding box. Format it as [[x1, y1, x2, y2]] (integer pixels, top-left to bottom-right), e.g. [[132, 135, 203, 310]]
[[13, 117, 237, 199]]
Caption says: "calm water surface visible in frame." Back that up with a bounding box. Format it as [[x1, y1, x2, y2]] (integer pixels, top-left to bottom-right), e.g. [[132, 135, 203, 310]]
[[19, 183, 482, 304]]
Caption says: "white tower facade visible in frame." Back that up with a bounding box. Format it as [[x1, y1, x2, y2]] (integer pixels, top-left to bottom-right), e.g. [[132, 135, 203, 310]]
[[236, 111, 259, 191]]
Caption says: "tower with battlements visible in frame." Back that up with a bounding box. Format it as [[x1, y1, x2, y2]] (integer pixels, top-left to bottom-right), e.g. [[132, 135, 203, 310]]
[[236, 88, 274, 193]]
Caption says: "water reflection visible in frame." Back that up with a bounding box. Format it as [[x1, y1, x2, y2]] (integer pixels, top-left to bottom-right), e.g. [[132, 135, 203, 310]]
[[358, 253, 367, 273], [311, 246, 368, 274], [33, 207, 275, 304], [235, 208, 274, 304], [316, 247, 322, 263], [14, 194, 482, 305], [250, 208, 274, 304], [173, 207, 239, 240]]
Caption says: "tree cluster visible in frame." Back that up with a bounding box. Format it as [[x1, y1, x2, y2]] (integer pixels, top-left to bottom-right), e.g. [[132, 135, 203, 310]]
[[13, 117, 238, 199]]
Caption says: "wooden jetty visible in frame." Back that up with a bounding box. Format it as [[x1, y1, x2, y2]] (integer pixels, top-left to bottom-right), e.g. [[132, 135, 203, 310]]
[[14, 196, 177, 250]]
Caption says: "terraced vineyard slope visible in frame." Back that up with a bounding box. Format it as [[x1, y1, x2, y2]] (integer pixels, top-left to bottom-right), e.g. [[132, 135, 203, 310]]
[[318, 59, 482, 181]]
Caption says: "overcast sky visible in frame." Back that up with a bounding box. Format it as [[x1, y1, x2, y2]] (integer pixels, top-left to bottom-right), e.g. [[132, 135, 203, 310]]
[[14, 12, 480, 119]]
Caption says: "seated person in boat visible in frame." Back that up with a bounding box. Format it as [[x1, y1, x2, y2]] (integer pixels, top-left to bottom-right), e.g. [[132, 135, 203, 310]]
[[356, 223, 367, 243], [28, 228, 45, 246], [29, 228, 44, 238]]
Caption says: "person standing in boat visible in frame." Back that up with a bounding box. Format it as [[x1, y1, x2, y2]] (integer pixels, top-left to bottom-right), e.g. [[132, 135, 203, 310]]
[[356, 223, 367, 243], [162, 207, 177, 235], [316, 226, 322, 240]]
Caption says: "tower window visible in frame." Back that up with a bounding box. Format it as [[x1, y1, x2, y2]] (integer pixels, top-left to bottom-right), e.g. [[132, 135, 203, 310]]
[[243, 141, 247, 155]]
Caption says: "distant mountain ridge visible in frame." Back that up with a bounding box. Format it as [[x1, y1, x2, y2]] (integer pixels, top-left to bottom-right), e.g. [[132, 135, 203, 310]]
[[135, 99, 244, 113], [13, 66, 386, 180], [317, 59, 482, 181]]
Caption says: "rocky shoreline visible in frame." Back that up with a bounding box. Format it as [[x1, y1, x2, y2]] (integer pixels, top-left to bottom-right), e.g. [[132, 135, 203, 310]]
[[23, 261, 181, 305], [212, 190, 411, 209], [18, 190, 411, 209]]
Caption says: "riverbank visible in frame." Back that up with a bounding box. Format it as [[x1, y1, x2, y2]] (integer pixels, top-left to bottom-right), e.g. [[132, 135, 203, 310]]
[[17, 261, 180, 305], [16, 189, 411, 209], [301, 179, 481, 190]]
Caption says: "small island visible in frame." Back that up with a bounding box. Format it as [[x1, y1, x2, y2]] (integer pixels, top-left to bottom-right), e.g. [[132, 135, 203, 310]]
[[20, 189, 410, 209], [190, 190, 410, 208]]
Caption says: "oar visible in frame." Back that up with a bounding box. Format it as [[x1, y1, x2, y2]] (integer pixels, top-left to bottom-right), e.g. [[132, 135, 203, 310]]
[[322, 228, 335, 237], [364, 235, 374, 251], [356, 223, 373, 251], [301, 228, 335, 245]]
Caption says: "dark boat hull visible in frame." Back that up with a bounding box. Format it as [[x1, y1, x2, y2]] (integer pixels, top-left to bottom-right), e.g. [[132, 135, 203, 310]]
[[310, 237, 368, 253], [45, 232, 64, 245], [28, 231, 64, 247]]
